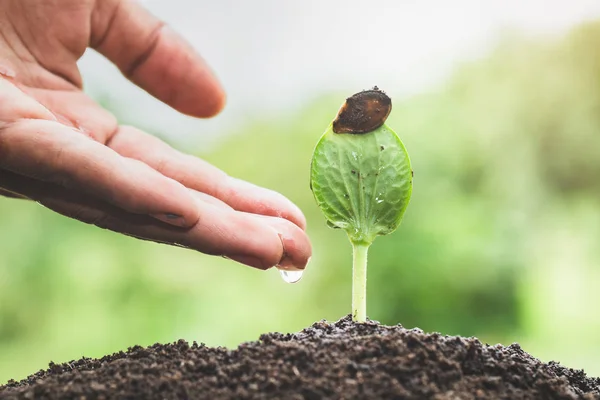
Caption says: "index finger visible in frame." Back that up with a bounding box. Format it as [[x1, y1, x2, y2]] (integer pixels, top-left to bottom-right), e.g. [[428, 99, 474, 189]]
[[90, 0, 225, 117]]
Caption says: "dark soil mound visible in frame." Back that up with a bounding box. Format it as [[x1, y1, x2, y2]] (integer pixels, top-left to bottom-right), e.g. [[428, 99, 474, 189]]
[[1, 316, 599, 399]]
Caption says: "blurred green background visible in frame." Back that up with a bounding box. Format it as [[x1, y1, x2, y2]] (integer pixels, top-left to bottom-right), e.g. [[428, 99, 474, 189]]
[[2, 7, 600, 384]]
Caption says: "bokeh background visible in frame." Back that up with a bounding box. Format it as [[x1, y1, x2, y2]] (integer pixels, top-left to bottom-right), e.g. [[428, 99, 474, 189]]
[[2, 0, 600, 384]]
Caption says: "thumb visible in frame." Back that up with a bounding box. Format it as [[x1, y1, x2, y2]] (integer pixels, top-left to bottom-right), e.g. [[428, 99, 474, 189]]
[[90, 0, 225, 117]]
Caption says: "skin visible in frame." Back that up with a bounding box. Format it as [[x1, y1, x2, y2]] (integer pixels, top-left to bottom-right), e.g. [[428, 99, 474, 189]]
[[0, 0, 311, 271]]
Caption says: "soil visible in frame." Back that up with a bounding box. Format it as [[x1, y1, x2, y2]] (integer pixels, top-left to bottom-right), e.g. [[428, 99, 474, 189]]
[[1, 315, 599, 400]]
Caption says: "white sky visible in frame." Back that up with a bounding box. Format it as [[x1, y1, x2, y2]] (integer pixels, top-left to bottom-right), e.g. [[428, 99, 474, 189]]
[[79, 0, 600, 145]]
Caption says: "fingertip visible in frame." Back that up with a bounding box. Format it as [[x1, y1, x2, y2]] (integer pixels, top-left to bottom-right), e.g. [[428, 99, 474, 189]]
[[127, 30, 227, 119], [192, 84, 226, 118], [285, 201, 308, 231], [253, 215, 312, 271], [177, 87, 226, 118], [156, 26, 226, 118], [268, 188, 307, 231], [277, 200, 307, 232], [276, 227, 312, 271], [92, 1, 226, 119], [208, 209, 311, 272]]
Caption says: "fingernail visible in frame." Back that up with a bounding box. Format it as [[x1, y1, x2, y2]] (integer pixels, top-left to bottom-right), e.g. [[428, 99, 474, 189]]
[[152, 213, 187, 227]]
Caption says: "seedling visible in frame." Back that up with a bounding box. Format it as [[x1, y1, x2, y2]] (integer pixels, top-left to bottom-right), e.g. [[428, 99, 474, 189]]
[[310, 87, 413, 322]]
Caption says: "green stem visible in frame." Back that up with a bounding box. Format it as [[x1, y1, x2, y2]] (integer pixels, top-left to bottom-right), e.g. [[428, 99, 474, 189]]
[[351, 242, 370, 322]]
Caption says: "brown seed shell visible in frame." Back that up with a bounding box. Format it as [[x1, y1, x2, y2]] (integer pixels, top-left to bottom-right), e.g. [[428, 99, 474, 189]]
[[332, 87, 392, 134]]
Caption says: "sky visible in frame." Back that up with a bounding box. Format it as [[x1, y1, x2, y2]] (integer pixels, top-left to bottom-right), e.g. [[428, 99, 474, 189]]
[[78, 0, 600, 145]]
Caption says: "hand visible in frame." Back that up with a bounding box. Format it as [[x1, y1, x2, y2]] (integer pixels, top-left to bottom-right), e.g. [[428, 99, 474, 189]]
[[0, 0, 311, 271]]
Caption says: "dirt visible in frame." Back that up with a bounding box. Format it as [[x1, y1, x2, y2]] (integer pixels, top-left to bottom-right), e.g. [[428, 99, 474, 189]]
[[1, 315, 598, 400]]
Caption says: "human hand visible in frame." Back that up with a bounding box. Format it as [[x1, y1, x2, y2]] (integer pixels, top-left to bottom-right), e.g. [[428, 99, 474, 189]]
[[0, 0, 311, 271]]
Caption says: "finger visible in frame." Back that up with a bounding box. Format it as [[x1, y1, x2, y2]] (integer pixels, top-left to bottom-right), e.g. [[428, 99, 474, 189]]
[[0, 187, 28, 199], [108, 126, 308, 230], [0, 120, 199, 227], [0, 78, 57, 122], [188, 189, 233, 209], [22, 87, 118, 143], [0, 171, 312, 271], [90, 0, 225, 118], [245, 213, 312, 271]]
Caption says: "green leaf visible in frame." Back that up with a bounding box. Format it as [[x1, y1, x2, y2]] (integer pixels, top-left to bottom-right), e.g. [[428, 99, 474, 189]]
[[310, 123, 413, 245]]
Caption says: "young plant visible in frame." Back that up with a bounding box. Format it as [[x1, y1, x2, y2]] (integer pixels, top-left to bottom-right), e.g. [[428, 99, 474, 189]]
[[310, 87, 413, 322]]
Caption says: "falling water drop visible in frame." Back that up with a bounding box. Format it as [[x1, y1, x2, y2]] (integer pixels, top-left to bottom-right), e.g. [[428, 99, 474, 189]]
[[278, 269, 304, 284]]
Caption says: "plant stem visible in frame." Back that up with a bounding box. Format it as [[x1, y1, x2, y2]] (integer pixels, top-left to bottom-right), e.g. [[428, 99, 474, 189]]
[[351, 242, 370, 322]]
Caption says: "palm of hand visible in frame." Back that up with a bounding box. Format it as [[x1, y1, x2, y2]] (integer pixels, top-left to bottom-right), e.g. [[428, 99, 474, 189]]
[[0, 0, 311, 271]]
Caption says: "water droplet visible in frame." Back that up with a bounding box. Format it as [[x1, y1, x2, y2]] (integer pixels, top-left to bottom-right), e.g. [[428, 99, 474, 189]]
[[376, 198, 384, 204], [351, 151, 358, 160], [279, 269, 303, 284]]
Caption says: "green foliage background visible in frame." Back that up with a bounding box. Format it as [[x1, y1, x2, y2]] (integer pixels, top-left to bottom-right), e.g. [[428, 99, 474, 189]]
[[2, 22, 600, 383]]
